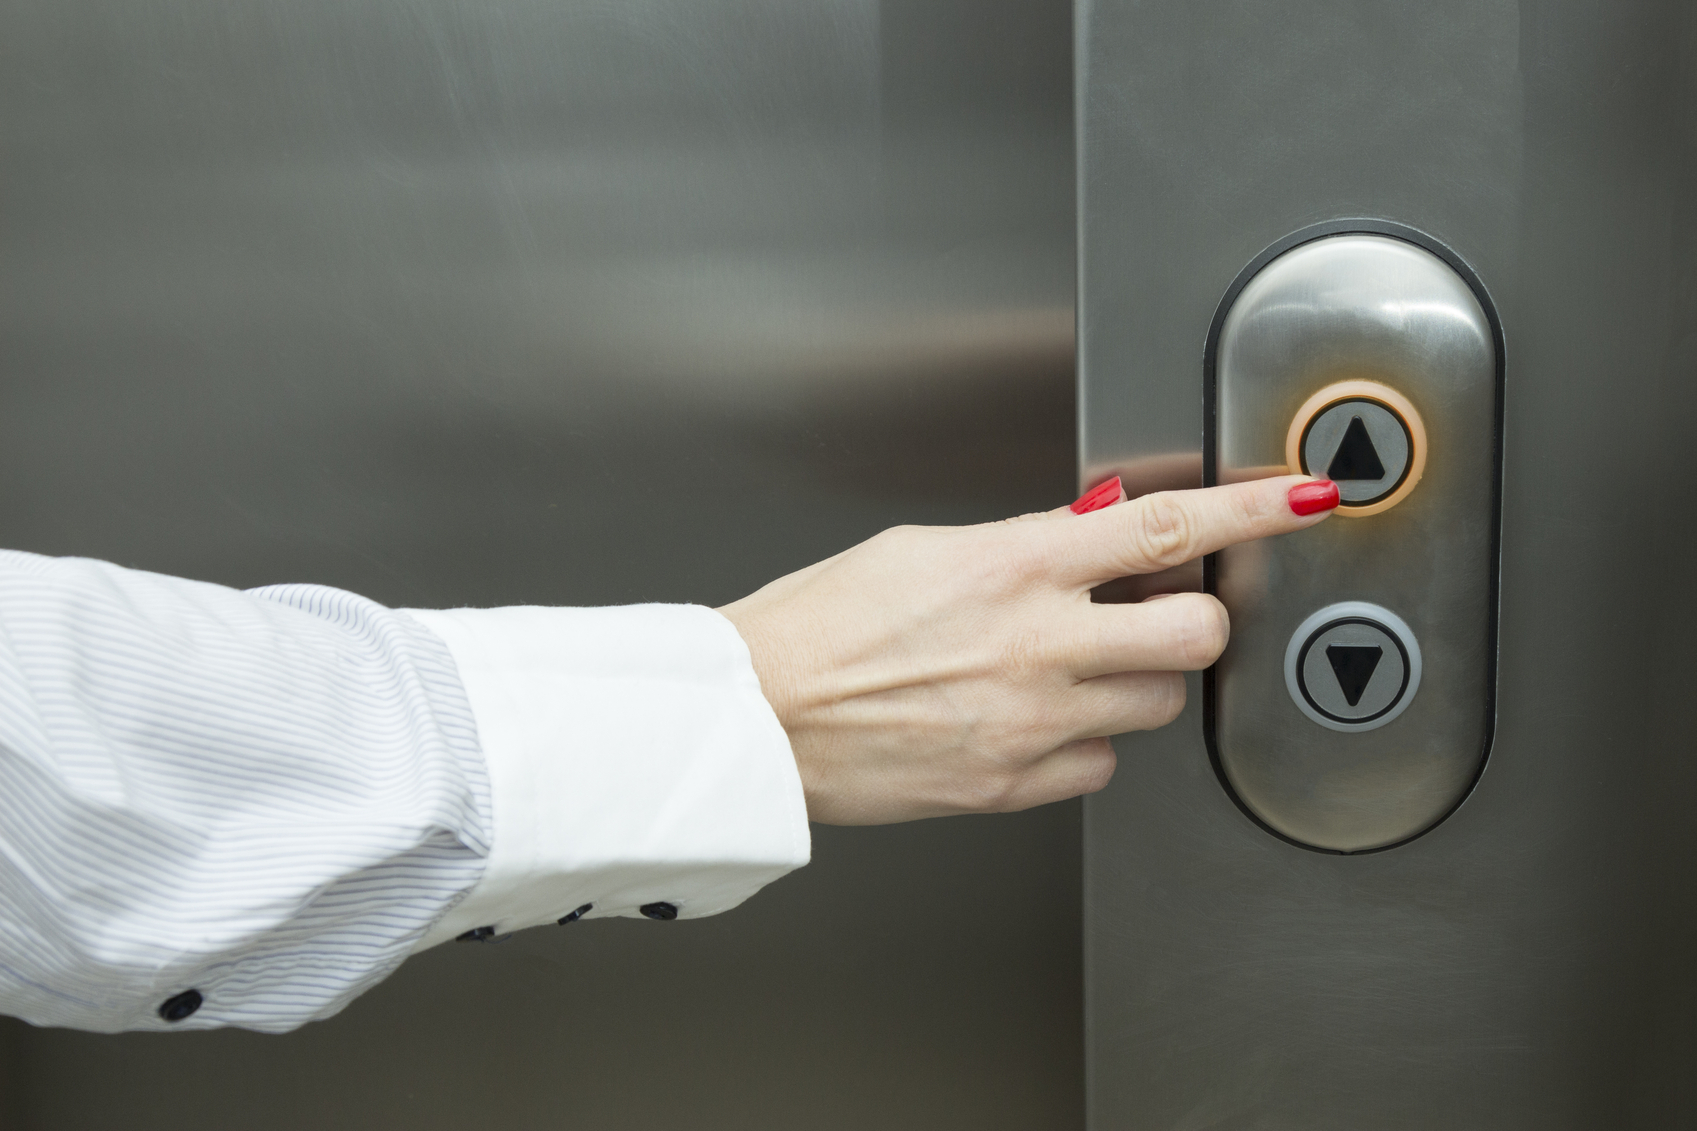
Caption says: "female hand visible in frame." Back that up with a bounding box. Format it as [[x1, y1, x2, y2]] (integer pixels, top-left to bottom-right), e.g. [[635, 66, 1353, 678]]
[[718, 475, 1340, 825]]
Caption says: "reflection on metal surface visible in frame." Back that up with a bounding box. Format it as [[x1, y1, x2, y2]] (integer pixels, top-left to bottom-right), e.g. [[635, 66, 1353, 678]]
[[0, 0, 1076, 594], [1208, 225, 1501, 852]]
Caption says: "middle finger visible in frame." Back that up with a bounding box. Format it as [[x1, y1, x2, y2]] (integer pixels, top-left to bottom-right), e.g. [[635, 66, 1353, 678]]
[[1061, 591, 1230, 680]]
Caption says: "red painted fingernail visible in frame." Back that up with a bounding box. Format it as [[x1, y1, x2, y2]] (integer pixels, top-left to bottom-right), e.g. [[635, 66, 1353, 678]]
[[1070, 475, 1124, 515], [1288, 479, 1340, 516]]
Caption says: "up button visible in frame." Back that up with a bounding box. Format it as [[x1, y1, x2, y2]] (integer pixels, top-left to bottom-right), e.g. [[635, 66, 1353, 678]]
[[1286, 380, 1426, 516]]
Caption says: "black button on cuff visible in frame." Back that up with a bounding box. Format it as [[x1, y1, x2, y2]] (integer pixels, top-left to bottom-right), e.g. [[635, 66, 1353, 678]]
[[640, 902, 678, 921], [557, 903, 593, 925], [456, 925, 498, 943], [158, 989, 203, 1023]]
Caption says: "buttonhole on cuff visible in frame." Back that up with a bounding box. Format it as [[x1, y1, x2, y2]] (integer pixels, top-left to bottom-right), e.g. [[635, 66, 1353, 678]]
[[557, 903, 593, 925]]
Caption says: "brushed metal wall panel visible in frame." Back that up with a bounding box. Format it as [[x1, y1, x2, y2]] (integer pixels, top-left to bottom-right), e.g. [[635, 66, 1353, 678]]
[[0, 1, 1079, 1128], [1080, 0, 1697, 1126]]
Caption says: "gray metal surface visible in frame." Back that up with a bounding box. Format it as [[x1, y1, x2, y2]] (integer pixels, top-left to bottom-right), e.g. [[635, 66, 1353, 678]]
[[1081, 0, 1697, 1126], [0, 1, 1078, 1128], [1212, 233, 1497, 851]]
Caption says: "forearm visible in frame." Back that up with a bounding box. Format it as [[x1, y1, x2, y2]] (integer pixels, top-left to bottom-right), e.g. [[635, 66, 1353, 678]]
[[0, 553, 811, 1034]]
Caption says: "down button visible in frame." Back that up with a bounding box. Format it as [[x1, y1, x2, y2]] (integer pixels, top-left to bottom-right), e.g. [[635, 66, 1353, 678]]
[[1284, 602, 1423, 733]]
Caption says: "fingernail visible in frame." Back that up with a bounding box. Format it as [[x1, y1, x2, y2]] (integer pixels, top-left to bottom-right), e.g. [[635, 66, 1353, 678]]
[[1288, 479, 1340, 516], [1071, 476, 1124, 515]]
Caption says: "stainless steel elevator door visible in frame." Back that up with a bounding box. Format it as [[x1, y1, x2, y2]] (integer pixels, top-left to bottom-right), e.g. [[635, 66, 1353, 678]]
[[0, 2, 1079, 1128]]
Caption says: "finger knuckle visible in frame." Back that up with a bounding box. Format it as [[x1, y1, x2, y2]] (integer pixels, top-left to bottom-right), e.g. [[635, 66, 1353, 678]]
[[1130, 493, 1195, 569], [870, 524, 967, 589], [1152, 672, 1187, 726], [870, 524, 926, 557], [1231, 488, 1264, 529], [953, 710, 1054, 814], [1076, 740, 1118, 795], [921, 525, 1046, 599], [1174, 595, 1230, 668], [993, 525, 1057, 587], [955, 763, 1022, 814]]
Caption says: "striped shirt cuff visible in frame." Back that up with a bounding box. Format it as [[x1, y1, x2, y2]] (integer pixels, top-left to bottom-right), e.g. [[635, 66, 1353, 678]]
[[400, 604, 809, 948]]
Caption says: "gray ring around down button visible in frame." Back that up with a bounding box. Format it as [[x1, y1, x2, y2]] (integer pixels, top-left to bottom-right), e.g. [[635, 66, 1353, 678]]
[[1283, 601, 1423, 733]]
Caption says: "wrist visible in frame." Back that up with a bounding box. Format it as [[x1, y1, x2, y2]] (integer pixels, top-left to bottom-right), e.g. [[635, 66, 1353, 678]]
[[716, 599, 837, 820]]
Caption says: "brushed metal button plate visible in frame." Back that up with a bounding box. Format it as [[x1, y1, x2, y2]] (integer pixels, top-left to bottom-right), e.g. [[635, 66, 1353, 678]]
[[1204, 222, 1502, 853]]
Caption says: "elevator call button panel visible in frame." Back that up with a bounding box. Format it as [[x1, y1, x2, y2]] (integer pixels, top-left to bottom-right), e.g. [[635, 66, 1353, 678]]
[[1204, 222, 1502, 853]]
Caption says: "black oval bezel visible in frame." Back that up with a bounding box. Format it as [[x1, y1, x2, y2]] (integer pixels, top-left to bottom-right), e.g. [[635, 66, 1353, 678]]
[[1201, 217, 1505, 856]]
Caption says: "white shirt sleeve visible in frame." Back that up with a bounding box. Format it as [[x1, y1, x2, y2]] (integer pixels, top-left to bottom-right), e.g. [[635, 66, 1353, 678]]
[[403, 605, 809, 947], [0, 550, 808, 1035]]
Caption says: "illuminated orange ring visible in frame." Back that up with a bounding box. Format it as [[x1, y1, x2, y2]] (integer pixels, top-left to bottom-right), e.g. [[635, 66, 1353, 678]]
[[1284, 380, 1427, 518]]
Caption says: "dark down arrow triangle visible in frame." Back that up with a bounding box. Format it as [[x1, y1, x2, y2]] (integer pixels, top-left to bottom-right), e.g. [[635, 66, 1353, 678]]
[[1325, 644, 1383, 708], [1327, 416, 1386, 481]]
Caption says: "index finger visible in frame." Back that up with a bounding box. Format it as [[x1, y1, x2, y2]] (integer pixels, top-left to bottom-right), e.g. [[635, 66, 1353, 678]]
[[1057, 475, 1337, 585]]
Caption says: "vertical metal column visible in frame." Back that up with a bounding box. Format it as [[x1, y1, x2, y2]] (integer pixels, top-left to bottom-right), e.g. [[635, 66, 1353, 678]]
[[1079, 0, 1697, 1125]]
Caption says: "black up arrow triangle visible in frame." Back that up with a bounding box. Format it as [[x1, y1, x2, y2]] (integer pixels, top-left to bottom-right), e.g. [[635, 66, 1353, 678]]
[[1327, 416, 1386, 481], [1325, 644, 1383, 708]]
